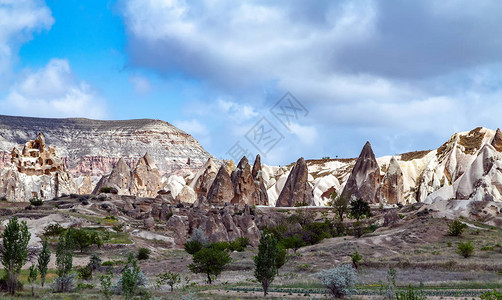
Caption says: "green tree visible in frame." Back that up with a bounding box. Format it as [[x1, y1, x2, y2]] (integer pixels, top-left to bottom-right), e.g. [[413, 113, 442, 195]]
[[331, 192, 350, 222], [70, 229, 91, 253], [280, 234, 305, 253], [1, 217, 31, 295], [37, 239, 51, 287], [254, 233, 279, 297], [121, 253, 143, 300], [188, 247, 230, 284], [350, 198, 371, 221], [28, 265, 38, 297], [276, 245, 287, 275], [156, 271, 181, 292], [55, 230, 74, 292], [99, 271, 113, 300]]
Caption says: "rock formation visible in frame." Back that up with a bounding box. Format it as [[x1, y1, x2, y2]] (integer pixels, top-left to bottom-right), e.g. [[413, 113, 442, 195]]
[[377, 157, 404, 204], [130, 153, 162, 197], [252, 155, 269, 206], [492, 128, 502, 152], [0, 133, 77, 201], [207, 166, 234, 205], [189, 158, 218, 199], [93, 153, 163, 197], [341, 142, 381, 203], [231, 156, 263, 205], [0, 114, 213, 177], [275, 157, 314, 207]]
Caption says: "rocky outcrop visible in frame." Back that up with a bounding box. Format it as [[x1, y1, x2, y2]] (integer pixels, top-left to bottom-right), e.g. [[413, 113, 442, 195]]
[[492, 128, 502, 152], [207, 166, 234, 205], [231, 156, 263, 205], [341, 142, 381, 203], [276, 157, 314, 207], [189, 158, 218, 199], [93, 153, 163, 197], [77, 173, 93, 195], [0, 133, 77, 201], [377, 157, 404, 204], [252, 155, 269, 206], [0, 114, 213, 177], [131, 153, 162, 197]]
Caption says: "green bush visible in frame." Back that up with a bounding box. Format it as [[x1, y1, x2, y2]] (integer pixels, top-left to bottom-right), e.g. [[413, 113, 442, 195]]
[[351, 251, 363, 269], [480, 289, 502, 300], [77, 266, 93, 280], [137, 248, 151, 260], [99, 187, 113, 193], [457, 241, 474, 258], [208, 241, 230, 252], [448, 219, 467, 236], [184, 240, 203, 255], [395, 284, 427, 300], [76, 282, 94, 291], [29, 197, 44, 206], [188, 247, 230, 284], [43, 223, 65, 237], [228, 237, 249, 252]]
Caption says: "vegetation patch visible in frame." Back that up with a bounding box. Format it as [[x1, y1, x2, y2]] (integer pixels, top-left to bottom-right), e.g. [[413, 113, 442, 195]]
[[400, 150, 432, 161]]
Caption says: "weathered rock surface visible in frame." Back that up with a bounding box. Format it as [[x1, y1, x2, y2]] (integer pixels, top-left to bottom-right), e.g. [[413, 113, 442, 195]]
[[207, 166, 234, 205], [231, 156, 263, 206], [93, 153, 163, 197], [276, 157, 314, 207], [341, 142, 381, 203], [0, 115, 213, 176], [189, 158, 218, 199], [0, 133, 77, 201], [252, 155, 269, 206], [492, 128, 502, 152], [377, 157, 404, 204]]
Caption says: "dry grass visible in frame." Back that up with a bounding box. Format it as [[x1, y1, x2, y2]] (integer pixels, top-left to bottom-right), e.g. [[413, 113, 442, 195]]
[[400, 150, 432, 161]]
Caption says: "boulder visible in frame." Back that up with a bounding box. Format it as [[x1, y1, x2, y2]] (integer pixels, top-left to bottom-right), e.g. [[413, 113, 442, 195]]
[[275, 157, 314, 207], [166, 215, 188, 245], [176, 186, 197, 204], [342, 142, 381, 203]]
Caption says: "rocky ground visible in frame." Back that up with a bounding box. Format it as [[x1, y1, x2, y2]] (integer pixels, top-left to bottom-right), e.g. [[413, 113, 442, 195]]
[[0, 196, 501, 299]]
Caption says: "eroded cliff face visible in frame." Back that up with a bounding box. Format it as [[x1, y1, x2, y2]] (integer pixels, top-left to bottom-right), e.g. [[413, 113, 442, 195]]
[[0, 133, 77, 201], [0, 115, 212, 177]]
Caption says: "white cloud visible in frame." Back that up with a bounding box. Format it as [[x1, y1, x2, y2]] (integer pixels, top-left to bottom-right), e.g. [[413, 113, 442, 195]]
[[2, 58, 107, 119], [0, 0, 53, 80], [289, 123, 318, 146], [128, 74, 152, 95], [173, 118, 210, 146]]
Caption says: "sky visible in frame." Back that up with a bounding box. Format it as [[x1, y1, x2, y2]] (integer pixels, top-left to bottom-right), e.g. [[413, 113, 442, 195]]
[[2, 0, 502, 165]]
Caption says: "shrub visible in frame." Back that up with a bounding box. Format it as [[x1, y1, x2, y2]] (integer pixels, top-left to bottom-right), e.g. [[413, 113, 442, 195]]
[[480, 289, 502, 300], [76, 282, 94, 291], [457, 241, 474, 258], [99, 187, 113, 194], [137, 248, 150, 260], [280, 234, 306, 253], [88, 253, 102, 270], [316, 264, 357, 298], [99, 271, 113, 300], [448, 219, 467, 236], [52, 273, 75, 293], [112, 223, 124, 232], [115, 254, 147, 299], [29, 197, 44, 206], [156, 271, 181, 292], [43, 223, 65, 237], [77, 266, 93, 280], [184, 240, 203, 255], [395, 284, 427, 300], [228, 237, 250, 252], [350, 198, 371, 221], [351, 251, 363, 269], [188, 228, 209, 245]]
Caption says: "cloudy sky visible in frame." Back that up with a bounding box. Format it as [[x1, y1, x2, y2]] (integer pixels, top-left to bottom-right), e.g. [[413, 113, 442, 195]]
[[1, 0, 502, 165]]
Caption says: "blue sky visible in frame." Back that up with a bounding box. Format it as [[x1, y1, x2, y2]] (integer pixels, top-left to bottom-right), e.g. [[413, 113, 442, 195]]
[[2, 0, 502, 166]]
